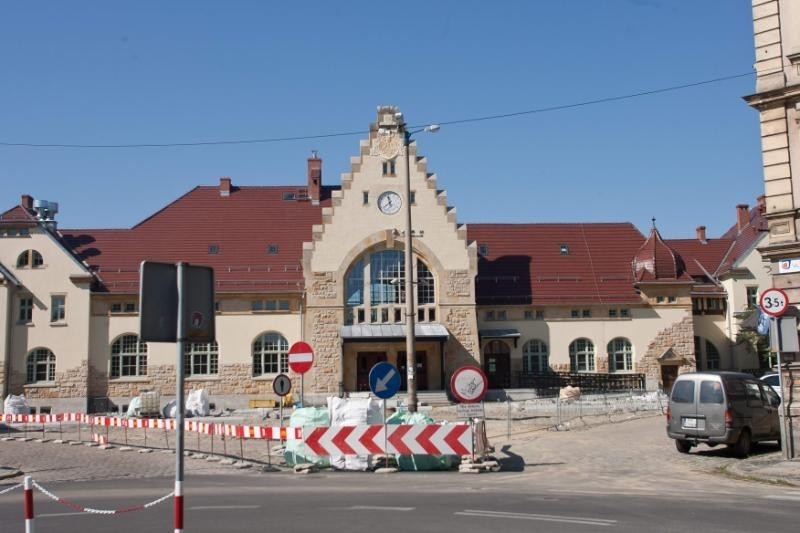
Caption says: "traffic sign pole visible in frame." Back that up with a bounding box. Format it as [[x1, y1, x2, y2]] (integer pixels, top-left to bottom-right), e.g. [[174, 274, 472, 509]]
[[761, 287, 791, 459]]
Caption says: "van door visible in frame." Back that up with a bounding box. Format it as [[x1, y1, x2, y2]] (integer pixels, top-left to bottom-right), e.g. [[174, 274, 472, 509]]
[[669, 378, 698, 436], [744, 381, 771, 438], [696, 379, 726, 437]]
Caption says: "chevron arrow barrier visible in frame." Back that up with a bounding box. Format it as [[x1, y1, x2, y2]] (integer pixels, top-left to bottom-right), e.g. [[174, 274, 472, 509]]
[[303, 424, 472, 456]]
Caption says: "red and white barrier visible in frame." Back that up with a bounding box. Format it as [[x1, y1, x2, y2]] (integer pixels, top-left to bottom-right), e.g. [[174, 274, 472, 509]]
[[92, 433, 108, 445], [303, 424, 472, 456]]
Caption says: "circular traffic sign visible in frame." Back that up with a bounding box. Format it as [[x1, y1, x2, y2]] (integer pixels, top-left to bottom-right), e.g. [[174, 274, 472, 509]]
[[450, 366, 488, 403], [272, 374, 292, 396], [760, 288, 789, 317], [288, 341, 314, 374], [368, 362, 401, 400]]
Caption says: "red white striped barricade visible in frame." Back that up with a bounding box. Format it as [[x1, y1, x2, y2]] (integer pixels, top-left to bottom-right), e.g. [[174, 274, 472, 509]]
[[303, 424, 473, 457], [92, 433, 108, 445], [186, 421, 215, 435]]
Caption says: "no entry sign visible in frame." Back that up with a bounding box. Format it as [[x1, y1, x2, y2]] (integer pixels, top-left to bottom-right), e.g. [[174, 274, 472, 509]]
[[288, 341, 314, 374]]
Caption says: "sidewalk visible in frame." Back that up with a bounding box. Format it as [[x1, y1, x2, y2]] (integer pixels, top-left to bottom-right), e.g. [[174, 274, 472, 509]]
[[728, 452, 800, 486]]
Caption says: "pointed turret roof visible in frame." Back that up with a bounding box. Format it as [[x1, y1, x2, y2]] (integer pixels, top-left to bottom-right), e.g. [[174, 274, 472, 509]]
[[632, 221, 691, 282]]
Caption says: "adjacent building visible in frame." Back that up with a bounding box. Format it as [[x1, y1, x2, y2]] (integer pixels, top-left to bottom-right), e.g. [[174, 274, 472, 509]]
[[745, 0, 800, 456], [0, 107, 770, 412]]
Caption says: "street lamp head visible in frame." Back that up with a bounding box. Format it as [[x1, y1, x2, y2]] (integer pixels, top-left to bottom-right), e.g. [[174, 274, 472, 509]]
[[425, 124, 441, 134]]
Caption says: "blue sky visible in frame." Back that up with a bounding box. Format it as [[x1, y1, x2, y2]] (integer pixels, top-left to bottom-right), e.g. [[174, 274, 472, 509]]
[[1, 1, 762, 238]]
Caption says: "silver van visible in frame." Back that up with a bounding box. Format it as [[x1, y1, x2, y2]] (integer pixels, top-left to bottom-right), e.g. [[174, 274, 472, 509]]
[[666, 372, 781, 457]]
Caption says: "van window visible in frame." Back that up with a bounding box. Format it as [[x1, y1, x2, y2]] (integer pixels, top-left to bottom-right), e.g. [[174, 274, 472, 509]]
[[671, 380, 695, 403], [725, 379, 746, 400], [745, 382, 763, 407], [700, 380, 724, 404]]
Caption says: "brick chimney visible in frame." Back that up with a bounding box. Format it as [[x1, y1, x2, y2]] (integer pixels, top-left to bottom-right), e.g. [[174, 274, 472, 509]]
[[219, 177, 232, 197], [20, 194, 33, 210], [696, 225, 707, 244], [307, 151, 322, 205], [737, 204, 750, 232]]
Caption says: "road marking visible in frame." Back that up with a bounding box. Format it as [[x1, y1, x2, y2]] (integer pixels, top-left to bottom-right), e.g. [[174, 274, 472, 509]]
[[189, 505, 261, 510], [456, 509, 617, 527], [762, 494, 800, 502], [345, 505, 415, 511], [38, 512, 91, 518]]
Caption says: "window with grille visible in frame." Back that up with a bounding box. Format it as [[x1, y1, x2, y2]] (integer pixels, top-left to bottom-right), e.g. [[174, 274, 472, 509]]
[[569, 338, 595, 372], [16, 250, 43, 268], [26, 348, 55, 383], [252, 333, 288, 376], [417, 259, 434, 305], [607, 337, 633, 372], [50, 295, 66, 322], [110, 335, 148, 378], [184, 342, 219, 376], [522, 340, 549, 373], [18, 297, 33, 323]]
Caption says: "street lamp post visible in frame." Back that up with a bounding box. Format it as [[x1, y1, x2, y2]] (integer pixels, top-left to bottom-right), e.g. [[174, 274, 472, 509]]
[[396, 114, 439, 413]]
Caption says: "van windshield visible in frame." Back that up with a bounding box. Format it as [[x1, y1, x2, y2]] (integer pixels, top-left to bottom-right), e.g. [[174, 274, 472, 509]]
[[671, 380, 694, 403], [699, 380, 724, 404]]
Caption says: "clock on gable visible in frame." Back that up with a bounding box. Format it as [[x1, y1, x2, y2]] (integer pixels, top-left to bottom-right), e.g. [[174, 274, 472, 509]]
[[377, 191, 402, 215]]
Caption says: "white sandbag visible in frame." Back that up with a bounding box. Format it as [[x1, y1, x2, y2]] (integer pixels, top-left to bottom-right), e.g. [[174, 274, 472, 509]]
[[327, 396, 381, 471], [559, 386, 581, 402], [126, 396, 141, 417], [4, 394, 29, 414], [162, 399, 177, 419], [186, 389, 210, 417]]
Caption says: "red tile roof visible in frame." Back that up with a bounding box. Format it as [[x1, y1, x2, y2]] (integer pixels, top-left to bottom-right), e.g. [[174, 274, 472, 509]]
[[632, 226, 692, 282], [716, 204, 768, 275], [60, 185, 335, 293], [467, 223, 646, 305], [0, 205, 36, 223], [664, 239, 734, 279]]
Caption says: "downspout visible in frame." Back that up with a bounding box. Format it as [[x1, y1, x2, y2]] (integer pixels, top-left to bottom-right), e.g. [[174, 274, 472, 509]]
[[3, 284, 14, 398]]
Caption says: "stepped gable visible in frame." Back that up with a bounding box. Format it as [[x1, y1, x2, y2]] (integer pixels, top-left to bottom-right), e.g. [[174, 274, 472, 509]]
[[632, 224, 691, 282], [60, 183, 336, 293], [467, 222, 645, 305]]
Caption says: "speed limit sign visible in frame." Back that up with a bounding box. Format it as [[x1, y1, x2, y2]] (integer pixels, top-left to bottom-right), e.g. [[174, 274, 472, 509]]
[[760, 288, 789, 317]]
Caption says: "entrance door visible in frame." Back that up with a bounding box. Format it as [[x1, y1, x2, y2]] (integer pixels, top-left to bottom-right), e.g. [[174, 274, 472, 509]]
[[356, 352, 387, 392], [661, 365, 679, 394], [398, 351, 428, 391], [483, 340, 511, 389]]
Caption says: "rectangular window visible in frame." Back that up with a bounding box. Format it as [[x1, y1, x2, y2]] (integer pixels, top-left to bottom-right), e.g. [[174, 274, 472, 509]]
[[485, 311, 495, 321], [110, 303, 122, 313], [535, 310, 544, 320], [746, 287, 758, 309], [409, 191, 416, 204], [478, 244, 489, 257], [50, 295, 66, 322], [497, 310, 507, 321], [570, 310, 579, 318], [671, 380, 695, 403], [19, 297, 33, 323], [699, 380, 724, 404], [582, 309, 591, 318], [124, 302, 137, 313], [382, 160, 396, 176], [524, 310, 533, 320], [362, 191, 369, 205], [656, 296, 665, 303], [208, 244, 219, 255], [609, 309, 618, 318], [559, 244, 569, 255], [251, 300, 264, 311], [620, 309, 630, 318], [267, 244, 279, 255], [668, 296, 677, 303]]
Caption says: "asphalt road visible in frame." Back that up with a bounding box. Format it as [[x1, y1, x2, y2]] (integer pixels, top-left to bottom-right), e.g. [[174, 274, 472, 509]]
[[2, 472, 799, 533]]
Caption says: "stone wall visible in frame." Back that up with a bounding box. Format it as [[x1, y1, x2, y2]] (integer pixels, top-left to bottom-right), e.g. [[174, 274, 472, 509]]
[[637, 317, 696, 388], [21, 361, 89, 400], [443, 306, 480, 372], [309, 308, 342, 394]]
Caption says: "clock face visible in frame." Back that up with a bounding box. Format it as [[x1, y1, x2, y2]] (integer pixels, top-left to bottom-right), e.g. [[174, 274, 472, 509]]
[[377, 191, 402, 215]]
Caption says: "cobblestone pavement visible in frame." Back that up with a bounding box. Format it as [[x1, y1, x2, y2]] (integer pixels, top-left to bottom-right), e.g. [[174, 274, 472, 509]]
[[1, 411, 795, 490]]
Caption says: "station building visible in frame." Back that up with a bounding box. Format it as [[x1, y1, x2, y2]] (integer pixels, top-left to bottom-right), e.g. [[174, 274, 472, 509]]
[[0, 107, 771, 412]]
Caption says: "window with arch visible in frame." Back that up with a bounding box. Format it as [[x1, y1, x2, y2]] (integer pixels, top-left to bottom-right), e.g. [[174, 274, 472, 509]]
[[110, 334, 148, 378], [26, 348, 55, 383], [344, 249, 436, 325], [252, 333, 288, 376], [184, 341, 219, 376], [569, 338, 595, 372], [607, 337, 633, 372], [16, 250, 43, 268], [694, 336, 721, 370], [522, 339, 549, 373]]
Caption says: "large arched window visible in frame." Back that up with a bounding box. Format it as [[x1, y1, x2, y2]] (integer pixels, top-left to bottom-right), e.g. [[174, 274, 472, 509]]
[[16, 250, 43, 269], [110, 334, 148, 378], [694, 336, 721, 370], [522, 339, 549, 373], [344, 249, 436, 325], [26, 348, 55, 383], [252, 333, 288, 376], [569, 338, 595, 373], [184, 341, 219, 376], [607, 337, 633, 373]]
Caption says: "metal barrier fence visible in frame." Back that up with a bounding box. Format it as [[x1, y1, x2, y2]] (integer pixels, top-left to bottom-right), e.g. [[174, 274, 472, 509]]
[[516, 372, 646, 395]]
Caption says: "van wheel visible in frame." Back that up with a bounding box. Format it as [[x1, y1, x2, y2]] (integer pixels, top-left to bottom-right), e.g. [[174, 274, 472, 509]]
[[675, 439, 692, 454], [731, 429, 752, 458]]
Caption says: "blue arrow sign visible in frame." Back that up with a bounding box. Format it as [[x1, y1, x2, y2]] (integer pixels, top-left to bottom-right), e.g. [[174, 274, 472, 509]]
[[369, 362, 401, 399]]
